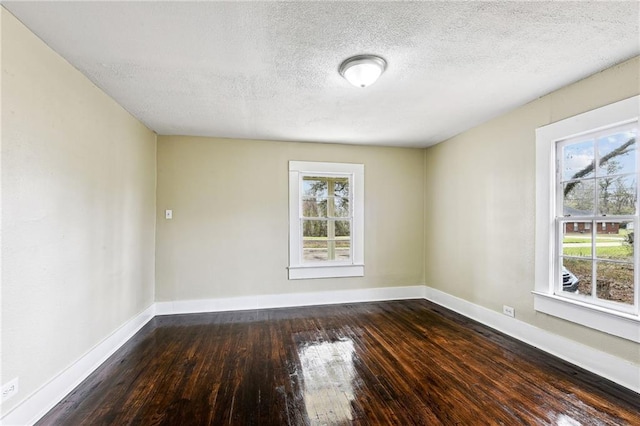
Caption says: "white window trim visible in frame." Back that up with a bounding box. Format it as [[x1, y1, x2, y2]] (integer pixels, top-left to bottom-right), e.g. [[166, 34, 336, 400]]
[[288, 161, 364, 280], [535, 95, 640, 343]]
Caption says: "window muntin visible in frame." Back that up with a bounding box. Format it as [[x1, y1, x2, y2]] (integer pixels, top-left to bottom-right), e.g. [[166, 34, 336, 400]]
[[556, 122, 638, 312]]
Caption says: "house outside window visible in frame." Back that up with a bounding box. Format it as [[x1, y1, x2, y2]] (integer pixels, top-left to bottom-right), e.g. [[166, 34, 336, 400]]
[[288, 161, 364, 280], [535, 95, 639, 343]]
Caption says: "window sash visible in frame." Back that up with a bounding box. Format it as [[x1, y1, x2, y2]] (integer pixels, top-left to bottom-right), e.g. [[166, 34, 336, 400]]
[[301, 219, 353, 264], [555, 217, 638, 314]]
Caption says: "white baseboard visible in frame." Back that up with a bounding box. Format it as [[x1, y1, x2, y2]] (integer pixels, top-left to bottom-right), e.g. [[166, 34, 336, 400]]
[[4, 284, 638, 426], [155, 285, 426, 315], [1, 304, 156, 426], [423, 286, 640, 394]]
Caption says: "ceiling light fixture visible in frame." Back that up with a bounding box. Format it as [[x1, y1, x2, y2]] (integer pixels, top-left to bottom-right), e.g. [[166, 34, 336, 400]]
[[339, 54, 387, 88]]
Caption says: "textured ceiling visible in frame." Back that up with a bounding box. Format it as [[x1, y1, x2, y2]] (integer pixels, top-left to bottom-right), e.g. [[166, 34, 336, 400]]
[[4, 1, 639, 147]]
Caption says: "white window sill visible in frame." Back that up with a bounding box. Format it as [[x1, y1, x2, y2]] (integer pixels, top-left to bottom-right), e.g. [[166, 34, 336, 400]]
[[532, 291, 640, 343], [288, 264, 364, 280]]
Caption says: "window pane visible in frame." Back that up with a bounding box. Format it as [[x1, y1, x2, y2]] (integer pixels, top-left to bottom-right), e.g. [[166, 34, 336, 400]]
[[302, 177, 328, 197], [596, 261, 634, 305], [333, 178, 350, 197], [303, 220, 327, 238], [563, 180, 595, 216], [335, 239, 351, 261], [332, 197, 350, 217], [302, 198, 327, 218], [597, 175, 636, 215], [597, 130, 636, 176], [562, 140, 594, 181], [595, 221, 633, 262], [303, 240, 328, 262], [562, 222, 591, 257], [335, 220, 351, 238], [561, 258, 591, 296], [303, 239, 351, 262]]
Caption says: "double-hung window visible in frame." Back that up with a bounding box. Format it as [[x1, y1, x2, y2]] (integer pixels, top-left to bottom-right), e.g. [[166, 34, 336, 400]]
[[557, 122, 637, 310], [535, 96, 639, 342], [288, 161, 364, 280]]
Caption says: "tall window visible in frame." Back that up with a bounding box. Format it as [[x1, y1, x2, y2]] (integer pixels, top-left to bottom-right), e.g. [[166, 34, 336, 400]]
[[557, 122, 637, 313], [535, 95, 639, 343], [289, 161, 364, 280]]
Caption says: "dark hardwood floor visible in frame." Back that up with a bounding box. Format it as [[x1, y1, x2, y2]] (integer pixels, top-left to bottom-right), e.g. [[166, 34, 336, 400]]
[[38, 300, 639, 425]]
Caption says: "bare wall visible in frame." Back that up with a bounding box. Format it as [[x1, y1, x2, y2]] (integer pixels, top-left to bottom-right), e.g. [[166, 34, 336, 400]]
[[156, 136, 424, 301], [1, 8, 157, 415], [424, 56, 640, 364]]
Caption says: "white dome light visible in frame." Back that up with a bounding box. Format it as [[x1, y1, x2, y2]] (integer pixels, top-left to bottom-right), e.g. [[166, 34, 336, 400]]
[[339, 55, 387, 88]]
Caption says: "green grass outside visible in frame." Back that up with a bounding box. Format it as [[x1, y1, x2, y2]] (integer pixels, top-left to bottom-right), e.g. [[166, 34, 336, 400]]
[[563, 236, 624, 243], [303, 237, 350, 249], [563, 245, 632, 259], [563, 231, 632, 259], [303, 236, 350, 240]]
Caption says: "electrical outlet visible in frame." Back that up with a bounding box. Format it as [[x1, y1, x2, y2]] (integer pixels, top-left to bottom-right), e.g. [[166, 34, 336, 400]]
[[503, 305, 515, 318], [1, 378, 19, 402]]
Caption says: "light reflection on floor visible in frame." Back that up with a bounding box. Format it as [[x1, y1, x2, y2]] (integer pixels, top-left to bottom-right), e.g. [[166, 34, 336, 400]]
[[555, 413, 582, 426], [298, 338, 356, 425]]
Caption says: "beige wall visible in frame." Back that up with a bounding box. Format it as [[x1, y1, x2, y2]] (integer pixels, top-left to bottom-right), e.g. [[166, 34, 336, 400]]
[[424, 56, 640, 364], [1, 8, 157, 415], [156, 136, 424, 301]]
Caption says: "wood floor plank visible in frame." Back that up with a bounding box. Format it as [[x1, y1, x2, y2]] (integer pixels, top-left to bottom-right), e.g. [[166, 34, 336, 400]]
[[37, 300, 640, 425]]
